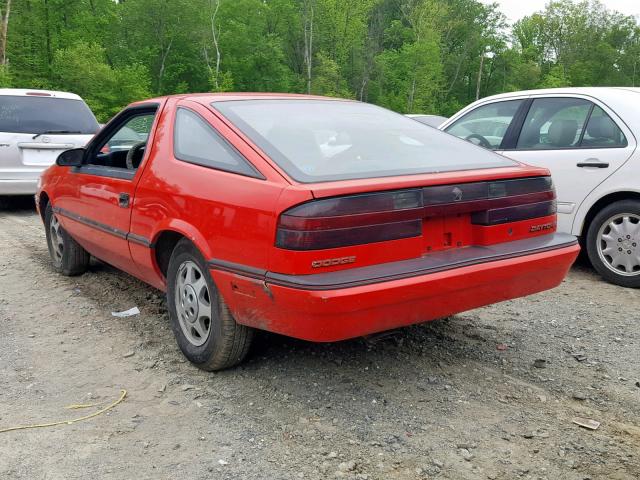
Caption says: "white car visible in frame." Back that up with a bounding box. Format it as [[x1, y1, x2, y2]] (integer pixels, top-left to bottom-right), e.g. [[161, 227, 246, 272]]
[[0, 88, 99, 195], [441, 87, 640, 287]]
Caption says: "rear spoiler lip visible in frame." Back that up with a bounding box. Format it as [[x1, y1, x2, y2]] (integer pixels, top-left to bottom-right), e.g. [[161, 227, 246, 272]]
[[297, 166, 551, 200]]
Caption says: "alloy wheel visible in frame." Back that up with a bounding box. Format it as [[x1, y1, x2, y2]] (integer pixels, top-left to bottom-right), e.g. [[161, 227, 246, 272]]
[[597, 213, 640, 277], [49, 214, 65, 264], [175, 260, 212, 346]]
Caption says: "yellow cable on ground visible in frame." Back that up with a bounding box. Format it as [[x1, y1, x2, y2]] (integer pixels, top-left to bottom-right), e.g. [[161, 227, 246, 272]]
[[0, 389, 127, 434], [65, 403, 99, 410]]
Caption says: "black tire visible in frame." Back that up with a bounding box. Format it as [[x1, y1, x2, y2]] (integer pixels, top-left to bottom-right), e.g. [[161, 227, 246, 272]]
[[44, 203, 90, 276], [586, 199, 640, 288], [166, 238, 253, 371]]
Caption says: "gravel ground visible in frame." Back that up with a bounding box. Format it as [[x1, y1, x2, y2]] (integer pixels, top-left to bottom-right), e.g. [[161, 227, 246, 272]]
[[0, 197, 638, 480]]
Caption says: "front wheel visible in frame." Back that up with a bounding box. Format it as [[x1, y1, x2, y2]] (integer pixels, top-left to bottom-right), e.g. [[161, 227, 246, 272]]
[[166, 239, 254, 370], [586, 200, 640, 288], [44, 203, 90, 276]]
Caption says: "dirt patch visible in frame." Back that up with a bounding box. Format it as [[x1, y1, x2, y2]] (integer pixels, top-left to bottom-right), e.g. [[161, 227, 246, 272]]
[[0, 201, 638, 479]]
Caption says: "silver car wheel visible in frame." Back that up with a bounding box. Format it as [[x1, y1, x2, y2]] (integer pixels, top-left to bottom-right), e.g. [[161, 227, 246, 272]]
[[49, 214, 65, 264], [175, 260, 212, 347], [597, 213, 640, 277]]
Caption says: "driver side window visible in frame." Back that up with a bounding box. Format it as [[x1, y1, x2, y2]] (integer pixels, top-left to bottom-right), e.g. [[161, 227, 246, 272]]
[[445, 99, 524, 150], [88, 111, 157, 171]]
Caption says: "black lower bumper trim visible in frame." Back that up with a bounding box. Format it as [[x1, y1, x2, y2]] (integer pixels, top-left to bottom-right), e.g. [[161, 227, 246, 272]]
[[264, 233, 578, 291]]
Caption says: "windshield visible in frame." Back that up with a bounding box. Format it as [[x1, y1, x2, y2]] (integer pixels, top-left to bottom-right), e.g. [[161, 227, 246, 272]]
[[0, 95, 99, 134], [213, 100, 516, 183]]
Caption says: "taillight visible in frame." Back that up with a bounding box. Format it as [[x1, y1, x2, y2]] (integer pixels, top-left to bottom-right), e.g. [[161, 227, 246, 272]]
[[422, 177, 556, 225], [276, 190, 423, 250], [471, 200, 557, 225], [276, 176, 555, 250]]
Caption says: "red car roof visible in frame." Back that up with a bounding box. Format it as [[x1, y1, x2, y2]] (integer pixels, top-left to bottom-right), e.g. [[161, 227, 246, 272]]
[[131, 92, 350, 107]]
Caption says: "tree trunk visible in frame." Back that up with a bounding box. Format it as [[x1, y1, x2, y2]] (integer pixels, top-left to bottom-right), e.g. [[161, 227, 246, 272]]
[[209, 0, 221, 90], [408, 77, 416, 112], [359, 75, 368, 102], [158, 37, 173, 94], [303, 0, 314, 94], [44, 0, 52, 67], [475, 53, 485, 101], [0, 0, 10, 65]]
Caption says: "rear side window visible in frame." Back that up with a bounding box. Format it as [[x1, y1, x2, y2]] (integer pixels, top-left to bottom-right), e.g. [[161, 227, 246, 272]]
[[445, 100, 524, 150], [581, 106, 627, 148], [516, 98, 591, 149], [0, 95, 99, 134], [516, 98, 627, 150], [173, 108, 261, 177]]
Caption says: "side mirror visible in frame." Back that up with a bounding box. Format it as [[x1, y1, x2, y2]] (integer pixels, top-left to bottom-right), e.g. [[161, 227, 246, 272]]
[[56, 148, 85, 167]]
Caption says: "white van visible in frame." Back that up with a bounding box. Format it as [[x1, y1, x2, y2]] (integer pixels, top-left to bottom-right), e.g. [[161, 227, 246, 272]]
[[0, 89, 99, 195]]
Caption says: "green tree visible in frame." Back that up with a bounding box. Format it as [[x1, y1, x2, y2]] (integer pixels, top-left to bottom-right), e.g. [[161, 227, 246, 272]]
[[311, 51, 351, 97], [0, 64, 10, 87], [51, 42, 151, 121], [514, 0, 639, 88], [1, 0, 638, 119]]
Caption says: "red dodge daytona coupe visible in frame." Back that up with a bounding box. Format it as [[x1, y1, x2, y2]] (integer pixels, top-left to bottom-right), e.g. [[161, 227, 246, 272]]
[[36, 93, 579, 370]]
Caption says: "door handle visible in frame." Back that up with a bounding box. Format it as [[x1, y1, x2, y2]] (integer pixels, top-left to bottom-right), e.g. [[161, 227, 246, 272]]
[[577, 159, 609, 168], [118, 193, 130, 208]]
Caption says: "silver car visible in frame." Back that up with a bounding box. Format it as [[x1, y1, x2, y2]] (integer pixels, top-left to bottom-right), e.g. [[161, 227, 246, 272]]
[[0, 88, 99, 195], [441, 87, 640, 287]]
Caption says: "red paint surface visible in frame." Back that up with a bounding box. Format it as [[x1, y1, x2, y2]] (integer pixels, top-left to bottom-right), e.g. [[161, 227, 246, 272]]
[[214, 244, 579, 341], [38, 93, 579, 342]]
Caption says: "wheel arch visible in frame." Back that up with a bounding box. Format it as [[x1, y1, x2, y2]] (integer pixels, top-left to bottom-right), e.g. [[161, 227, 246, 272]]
[[154, 230, 184, 279], [38, 190, 50, 222], [151, 220, 212, 279], [578, 191, 640, 238]]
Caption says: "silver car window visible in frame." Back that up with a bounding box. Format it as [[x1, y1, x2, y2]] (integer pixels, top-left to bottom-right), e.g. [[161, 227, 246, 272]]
[[580, 105, 627, 148], [445, 100, 523, 150], [0, 95, 99, 134], [517, 98, 591, 150]]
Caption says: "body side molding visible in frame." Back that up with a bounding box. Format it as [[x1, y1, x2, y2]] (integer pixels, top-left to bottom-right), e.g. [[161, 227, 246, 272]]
[[53, 206, 154, 247]]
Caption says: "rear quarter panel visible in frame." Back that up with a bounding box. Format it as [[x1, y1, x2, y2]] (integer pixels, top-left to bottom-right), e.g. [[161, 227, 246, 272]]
[[129, 99, 296, 289]]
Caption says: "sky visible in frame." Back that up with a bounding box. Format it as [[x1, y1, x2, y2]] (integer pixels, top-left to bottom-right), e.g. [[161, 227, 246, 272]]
[[480, 0, 640, 23]]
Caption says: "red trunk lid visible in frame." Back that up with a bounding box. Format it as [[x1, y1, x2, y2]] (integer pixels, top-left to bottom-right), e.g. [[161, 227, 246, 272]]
[[270, 166, 556, 275]]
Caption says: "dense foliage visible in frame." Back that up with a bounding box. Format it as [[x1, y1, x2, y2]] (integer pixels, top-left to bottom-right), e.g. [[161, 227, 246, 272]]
[[2, 0, 638, 121]]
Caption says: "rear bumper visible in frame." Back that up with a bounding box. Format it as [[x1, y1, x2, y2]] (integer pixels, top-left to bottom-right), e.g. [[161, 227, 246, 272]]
[[210, 233, 579, 342], [0, 169, 43, 195], [0, 178, 39, 195]]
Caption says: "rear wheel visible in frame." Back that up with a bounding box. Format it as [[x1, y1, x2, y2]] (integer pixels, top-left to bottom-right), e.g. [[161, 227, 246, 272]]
[[166, 239, 253, 370], [586, 200, 640, 288], [44, 203, 90, 276]]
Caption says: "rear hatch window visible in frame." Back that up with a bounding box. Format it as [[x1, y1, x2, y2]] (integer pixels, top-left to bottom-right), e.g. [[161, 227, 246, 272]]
[[0, 95, 99, 134], [212, 99, 516, 183]]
